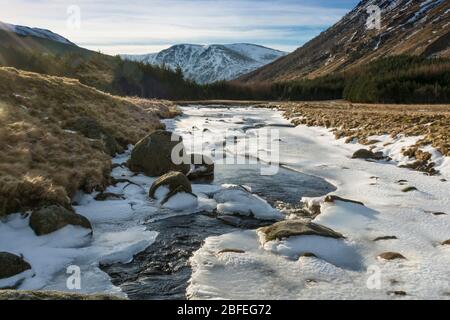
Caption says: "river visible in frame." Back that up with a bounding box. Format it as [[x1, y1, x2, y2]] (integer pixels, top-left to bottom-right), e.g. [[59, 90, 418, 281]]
[[102, 105, 335, 299]]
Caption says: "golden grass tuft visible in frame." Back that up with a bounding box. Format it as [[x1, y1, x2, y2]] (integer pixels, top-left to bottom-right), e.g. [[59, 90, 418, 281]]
[[0, 67, 175, 216]]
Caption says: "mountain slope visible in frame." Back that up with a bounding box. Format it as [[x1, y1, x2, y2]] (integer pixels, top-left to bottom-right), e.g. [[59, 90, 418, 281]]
[[0, 22, 209, 100], [240, 0, 450, 83], [123, 44, 287, 84], [0, 22, 75, 45], [0, 21, 92, 56]]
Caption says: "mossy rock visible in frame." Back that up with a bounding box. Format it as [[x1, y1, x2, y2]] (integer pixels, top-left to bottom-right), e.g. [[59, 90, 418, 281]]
[[30, 205, 92, 236], [258, 220, 344, 243], [377, 252, 406, 261], [149, 171, 192, 199], [94, 192, 125, 201], [0, 290, 124, 300], [0, 252, 31, 280], [402, 186, 418, 193], [352, 149, 385, 160], [324, 195, 364, 206], [128, 130, 190, 177]]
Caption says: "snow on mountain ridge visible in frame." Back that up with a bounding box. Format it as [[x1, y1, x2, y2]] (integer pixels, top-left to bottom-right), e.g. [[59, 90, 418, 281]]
[[122, 43, 287, 84], [0, 21, 75, 46]]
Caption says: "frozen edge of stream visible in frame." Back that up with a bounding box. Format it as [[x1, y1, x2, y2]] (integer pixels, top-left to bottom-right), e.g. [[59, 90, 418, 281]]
[[186, 106, 450, 300]]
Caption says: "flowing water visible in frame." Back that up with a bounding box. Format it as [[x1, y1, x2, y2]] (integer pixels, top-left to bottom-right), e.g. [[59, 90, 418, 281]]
[[102, 105, 336, 300]]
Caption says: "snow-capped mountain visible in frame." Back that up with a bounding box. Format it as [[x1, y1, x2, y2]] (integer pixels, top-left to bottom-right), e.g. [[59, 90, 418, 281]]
[[0, 21, 75, 46], [122, 44, 287, 84], [240, 0, 450, 82]]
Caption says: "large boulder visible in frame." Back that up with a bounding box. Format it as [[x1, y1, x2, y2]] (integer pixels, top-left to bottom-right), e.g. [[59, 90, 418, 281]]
[[214, 185, 283, 221], [187, 154, 214, 181], [128, 130, 190, 177], [149, 171, 192, 200], [65, 117, 121, 156], [29, 205, 92, 236], [352, 149, 385, 160], [258, 220, 344, 243], [0, 252, 31, 281]]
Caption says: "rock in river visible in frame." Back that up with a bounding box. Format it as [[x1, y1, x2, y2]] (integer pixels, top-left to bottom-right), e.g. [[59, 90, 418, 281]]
[[149, 171, 192, 201], [128, 130, 190, 177], [30, 205, 92, 236], [0, 252, 32, 284], [258, 220, 344, 243], [324, 195, 364, 206]]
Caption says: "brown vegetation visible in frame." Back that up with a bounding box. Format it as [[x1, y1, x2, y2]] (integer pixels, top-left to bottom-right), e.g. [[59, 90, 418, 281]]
[[239, 0, 450, 83], [0, 67, 177, 216]]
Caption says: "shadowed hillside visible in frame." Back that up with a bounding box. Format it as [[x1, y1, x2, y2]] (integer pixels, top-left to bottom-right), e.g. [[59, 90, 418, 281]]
[[0, 67, 178, 216]]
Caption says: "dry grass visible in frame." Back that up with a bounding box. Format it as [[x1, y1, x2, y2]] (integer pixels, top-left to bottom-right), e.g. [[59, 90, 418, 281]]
[[125, 97, 182, 119], [269, 101, 450, 173], [0, 67, 176, 216]]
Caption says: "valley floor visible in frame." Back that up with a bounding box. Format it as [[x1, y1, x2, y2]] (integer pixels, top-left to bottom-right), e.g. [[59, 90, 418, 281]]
[[187, 105, 450, 300], [0, 101, 449, 300]]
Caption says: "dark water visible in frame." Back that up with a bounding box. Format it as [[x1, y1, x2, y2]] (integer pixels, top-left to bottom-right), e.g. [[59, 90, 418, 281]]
[[102, 106, 335, 300], [214, 163, 335, 205], [101, 163, 335, 300]]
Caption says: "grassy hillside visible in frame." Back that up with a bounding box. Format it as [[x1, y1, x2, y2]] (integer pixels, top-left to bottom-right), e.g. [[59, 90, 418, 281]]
[[0, 35, 203, 100], [0, 67, 178, 216], [239, 0, 450, 83], [1, 30, 449, 104], [0, 30, 91, 56]]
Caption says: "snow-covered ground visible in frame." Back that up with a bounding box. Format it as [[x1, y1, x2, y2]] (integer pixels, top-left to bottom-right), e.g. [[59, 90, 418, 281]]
[[1, 105, 448, 299], [186, 106, 450, 300], [0, 107, 285, 295]]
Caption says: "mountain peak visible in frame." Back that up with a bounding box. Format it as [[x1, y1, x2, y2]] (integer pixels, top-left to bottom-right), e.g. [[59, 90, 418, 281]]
[[122, 43, 287, 84]]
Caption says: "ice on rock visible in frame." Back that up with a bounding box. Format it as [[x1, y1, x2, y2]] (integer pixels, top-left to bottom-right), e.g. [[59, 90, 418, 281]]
[[214, 186, 283, 220], [162, 192, 199, 211], [154, 186, 170, 201], [261, 235, 364, 270]]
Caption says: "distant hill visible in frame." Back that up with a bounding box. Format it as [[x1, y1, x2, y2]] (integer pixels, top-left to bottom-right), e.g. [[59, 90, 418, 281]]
[[122, 44, 286, 84], [240, 0, 450, 83], [0, 21, 204, 99], [0, 21, 91, 56]]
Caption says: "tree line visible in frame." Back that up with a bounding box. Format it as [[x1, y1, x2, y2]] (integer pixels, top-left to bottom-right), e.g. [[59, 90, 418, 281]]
[[1, 44, 449, 104]]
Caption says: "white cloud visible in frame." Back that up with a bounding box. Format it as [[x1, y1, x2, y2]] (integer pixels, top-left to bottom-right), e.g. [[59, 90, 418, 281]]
[[0, 0, 352, 54]]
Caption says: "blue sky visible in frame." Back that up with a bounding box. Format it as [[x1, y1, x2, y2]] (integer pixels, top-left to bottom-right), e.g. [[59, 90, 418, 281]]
[[1, 0, 360, 54]]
